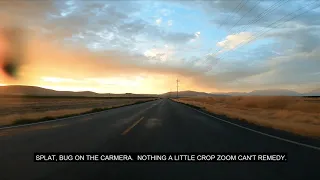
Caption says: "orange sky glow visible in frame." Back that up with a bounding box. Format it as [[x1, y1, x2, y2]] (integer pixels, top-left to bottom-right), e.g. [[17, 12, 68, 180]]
[[0, 33, 224, 94]]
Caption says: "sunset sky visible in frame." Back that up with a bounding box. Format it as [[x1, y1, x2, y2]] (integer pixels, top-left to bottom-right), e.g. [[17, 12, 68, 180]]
[[0, 0, 319, 94]]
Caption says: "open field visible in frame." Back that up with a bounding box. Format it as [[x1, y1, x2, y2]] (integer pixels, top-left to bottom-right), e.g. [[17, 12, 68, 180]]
[[173, 96, 320, 137], [0, 96, 157, 126]]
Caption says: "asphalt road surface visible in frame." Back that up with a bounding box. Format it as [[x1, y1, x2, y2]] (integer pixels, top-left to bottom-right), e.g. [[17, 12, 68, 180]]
[[0, 99, 319, 180]]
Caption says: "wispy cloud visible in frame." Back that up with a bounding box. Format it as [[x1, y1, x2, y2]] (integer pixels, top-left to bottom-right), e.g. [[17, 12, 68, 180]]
[[156, 18, 162, 25], [217, 32, 253, 51], [190, 32, 200, 42]]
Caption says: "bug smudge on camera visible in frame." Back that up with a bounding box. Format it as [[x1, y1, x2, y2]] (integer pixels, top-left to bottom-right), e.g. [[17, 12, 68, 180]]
[[0, 26, 26, 80]]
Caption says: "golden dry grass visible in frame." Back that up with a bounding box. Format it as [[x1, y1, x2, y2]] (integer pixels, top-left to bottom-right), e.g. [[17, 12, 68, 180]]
[[0, 123, 69, 137], [0, 108, 92, 126], [0, 97, 155, 126], [174, 96, 320, 137], [0, 97, 154, 116]]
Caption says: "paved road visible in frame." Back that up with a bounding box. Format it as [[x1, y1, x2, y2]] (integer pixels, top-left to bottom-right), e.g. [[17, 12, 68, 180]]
[[0, 99, 319, 180]]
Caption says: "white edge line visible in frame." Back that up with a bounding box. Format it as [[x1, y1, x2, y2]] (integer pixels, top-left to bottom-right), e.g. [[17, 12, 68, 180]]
[[176, 101, 320, 151], [0, 100, 160, 131]]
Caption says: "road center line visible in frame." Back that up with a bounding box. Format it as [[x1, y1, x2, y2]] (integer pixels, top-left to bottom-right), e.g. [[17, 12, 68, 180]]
[[121, 117, 144, 135]]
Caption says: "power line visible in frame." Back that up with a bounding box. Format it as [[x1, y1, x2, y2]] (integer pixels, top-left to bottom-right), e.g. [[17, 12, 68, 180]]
[[206, 0, 256, 56], [209, 0, 318, 60], [207, 0, 256, 58], [228, 0, 261, 33], [204, 1, 319, 73], [218, 1, 320, 59], [217, 0, 245, 29], [176, 78, 180, 98], [194, 1, 318, 73], [208, 0, 289, 57], [225, 0, 249, 30], [236, 0, 289, 34]]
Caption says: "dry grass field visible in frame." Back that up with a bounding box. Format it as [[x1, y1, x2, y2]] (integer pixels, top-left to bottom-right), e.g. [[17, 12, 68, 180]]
[[174, 96, 320, 137], [0, 97, 156, 126]]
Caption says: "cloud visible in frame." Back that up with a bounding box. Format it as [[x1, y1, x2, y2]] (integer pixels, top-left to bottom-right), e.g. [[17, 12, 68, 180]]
[[201, 40, 320, 92], [195, 31, 200, 38], [156, 18, 162, 25], [162, 32, 197, 44], [1, 0, 320, 93], [0, 0, 199, 52], [238, 51, 320, 91], [143, 44, 177, 64], [264, 26, 320, 53], [0, 0, 57, 21], [217, 32, 253, 51], [1, 32, 211, 91], [190, 32, 201, 42], [159, 8, 172, 16]]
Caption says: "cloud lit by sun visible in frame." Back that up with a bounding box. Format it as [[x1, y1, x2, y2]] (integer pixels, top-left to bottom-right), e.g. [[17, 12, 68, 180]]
[[0, 0, 319, 94]]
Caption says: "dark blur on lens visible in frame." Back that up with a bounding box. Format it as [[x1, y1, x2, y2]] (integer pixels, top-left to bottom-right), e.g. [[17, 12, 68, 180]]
[[0, 26, 25, 79]]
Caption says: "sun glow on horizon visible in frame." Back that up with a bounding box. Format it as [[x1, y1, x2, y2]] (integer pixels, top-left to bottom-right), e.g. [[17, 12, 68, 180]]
[[35, 75, 218, 94], [39, 85, 98, 93], [36, 76, 169, 94]]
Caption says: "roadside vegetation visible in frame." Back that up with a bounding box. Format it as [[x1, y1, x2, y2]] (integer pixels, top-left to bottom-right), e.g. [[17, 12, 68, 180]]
[[173, 96, 320, 137], [0, 97, 157, 127]]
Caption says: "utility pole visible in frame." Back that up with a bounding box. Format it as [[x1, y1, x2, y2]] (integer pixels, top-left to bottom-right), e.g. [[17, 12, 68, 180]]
[[176, 79, 179, 98]]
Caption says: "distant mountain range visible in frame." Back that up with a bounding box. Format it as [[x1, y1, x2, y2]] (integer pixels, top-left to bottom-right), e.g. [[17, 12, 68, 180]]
[[162, 91, 228, 97], [213, 89, 320, 96], [305, 88, 320, 96], [0, 85, 158, 98], [163, 89, 320, 97], [240, 89, 301, 96], [0, 85, 319, 97]]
